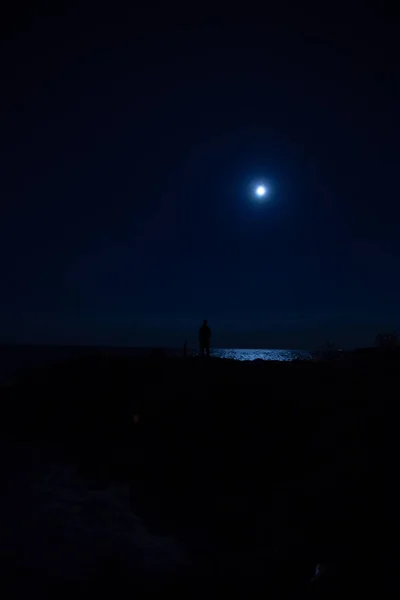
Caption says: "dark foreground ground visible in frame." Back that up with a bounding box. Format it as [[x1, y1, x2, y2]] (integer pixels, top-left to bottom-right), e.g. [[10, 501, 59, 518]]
[[0, 352, 390, 597]]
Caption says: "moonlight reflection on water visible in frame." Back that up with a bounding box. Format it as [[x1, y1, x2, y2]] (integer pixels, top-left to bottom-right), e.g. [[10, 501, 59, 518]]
[[210, 349, 312, 361]]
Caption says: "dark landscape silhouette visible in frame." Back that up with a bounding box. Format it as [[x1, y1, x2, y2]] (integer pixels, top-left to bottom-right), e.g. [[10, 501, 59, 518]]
[[0, 341, 390, 596]]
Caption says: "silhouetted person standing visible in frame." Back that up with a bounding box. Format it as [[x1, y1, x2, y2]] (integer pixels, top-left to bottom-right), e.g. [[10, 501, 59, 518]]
[[199, 319, 211, 357]]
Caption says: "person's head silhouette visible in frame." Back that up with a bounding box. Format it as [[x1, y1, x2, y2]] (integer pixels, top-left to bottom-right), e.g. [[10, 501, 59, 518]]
[[203, 319, 208, 326]]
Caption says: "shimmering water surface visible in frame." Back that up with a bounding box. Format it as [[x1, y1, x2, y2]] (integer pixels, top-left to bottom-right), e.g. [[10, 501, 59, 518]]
[[209, 348, 312, 361]]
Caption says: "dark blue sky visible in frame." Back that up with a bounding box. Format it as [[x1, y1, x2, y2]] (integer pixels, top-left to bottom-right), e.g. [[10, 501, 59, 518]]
[[1, 6, 399, 348]]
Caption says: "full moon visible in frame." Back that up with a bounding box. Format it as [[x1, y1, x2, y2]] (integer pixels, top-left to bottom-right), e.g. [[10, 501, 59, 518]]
[[255, 185, 266, 197]]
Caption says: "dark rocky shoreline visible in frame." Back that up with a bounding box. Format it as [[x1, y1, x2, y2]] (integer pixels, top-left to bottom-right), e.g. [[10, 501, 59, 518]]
[[0, 353, 388, 596]]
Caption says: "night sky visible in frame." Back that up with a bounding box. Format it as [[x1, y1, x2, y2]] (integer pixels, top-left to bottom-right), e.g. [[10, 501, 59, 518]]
[[1, 6, 399, 349]]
